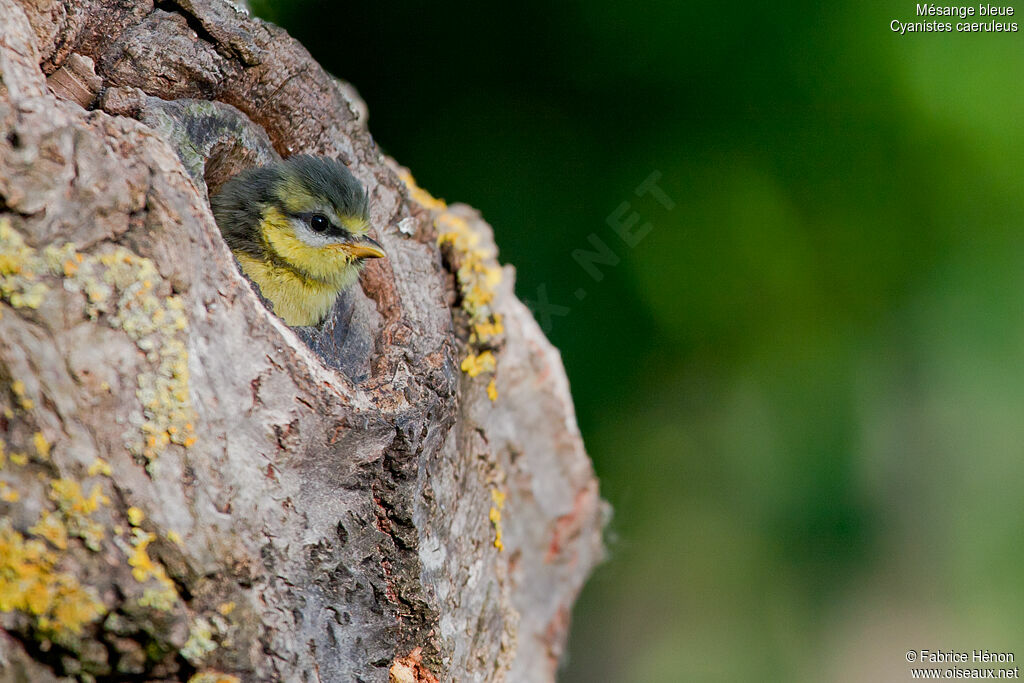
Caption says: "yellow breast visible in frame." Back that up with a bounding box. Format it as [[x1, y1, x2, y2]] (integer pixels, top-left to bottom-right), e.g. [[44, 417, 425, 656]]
[[233, 207, 360, 326], [235, 253, 341, 326]]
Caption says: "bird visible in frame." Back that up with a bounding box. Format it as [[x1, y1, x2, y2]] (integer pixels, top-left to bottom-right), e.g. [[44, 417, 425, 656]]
[[211, 155, 385, 327]]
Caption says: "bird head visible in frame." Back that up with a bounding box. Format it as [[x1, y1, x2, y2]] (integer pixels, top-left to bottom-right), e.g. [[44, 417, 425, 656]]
[[254, 155, 384, 283], [211, 155, 387, 325]]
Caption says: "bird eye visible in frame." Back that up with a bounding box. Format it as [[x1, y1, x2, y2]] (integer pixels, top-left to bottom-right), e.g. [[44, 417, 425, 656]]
[[309, 214, 329, 232]]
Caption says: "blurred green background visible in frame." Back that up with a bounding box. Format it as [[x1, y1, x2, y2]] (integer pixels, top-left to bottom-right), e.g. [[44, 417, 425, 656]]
[[253, 1, 1024, 680]]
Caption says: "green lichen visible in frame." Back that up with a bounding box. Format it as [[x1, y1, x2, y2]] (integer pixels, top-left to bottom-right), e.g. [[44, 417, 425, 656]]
[[0, 218, 196, 462], [0, 219, 200, 654], [0, 221, 237, 672], [95, 249, 195, 460], [181, 616, 218, 665], [0, 220, 49, 309]]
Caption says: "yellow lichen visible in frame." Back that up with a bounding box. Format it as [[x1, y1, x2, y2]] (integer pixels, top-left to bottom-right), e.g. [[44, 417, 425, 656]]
[[50, 479, 107, 515], [396, 175, 504, 395], [471, 315, 504, 345], [0, 440, 113, 639], [32, 431, 50, 460], [127, 529, 158, 581], [461, 351, 496, 378], [49, 478, 109, 552], [87, 457, 112, 477], [434, 211, 504, 397], [10, 379, 34, 412], [126, 506, 145, 527], [188, 672, 241, 683], [489, 488, 506, 552], [166, 530, 183, 545], [0, 481, 20, 503], [29, 511, 68, 550], [127, 528, 178, 611], [0, 520, 106, 635], [100, 250, 195, 460], [217, 601, 236, 616]]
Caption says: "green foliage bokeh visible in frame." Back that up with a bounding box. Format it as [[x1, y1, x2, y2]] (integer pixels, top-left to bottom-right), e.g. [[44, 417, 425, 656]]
[[253, 1, 1024, 679]]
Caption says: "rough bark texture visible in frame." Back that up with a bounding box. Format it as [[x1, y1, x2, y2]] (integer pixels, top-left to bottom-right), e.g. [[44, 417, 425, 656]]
[[0, 1, 607, 681]]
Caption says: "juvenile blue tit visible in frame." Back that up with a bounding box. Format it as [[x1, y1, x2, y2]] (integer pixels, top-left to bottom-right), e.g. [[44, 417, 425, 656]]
[[211, 155, 385, 326]]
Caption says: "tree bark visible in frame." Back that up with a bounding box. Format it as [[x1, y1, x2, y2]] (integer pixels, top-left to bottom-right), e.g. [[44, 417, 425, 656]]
[[0, 1, 606, 681]]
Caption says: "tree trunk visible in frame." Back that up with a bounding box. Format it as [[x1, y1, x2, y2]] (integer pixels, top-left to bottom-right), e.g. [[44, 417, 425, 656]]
[[0, 1, 606, 680]]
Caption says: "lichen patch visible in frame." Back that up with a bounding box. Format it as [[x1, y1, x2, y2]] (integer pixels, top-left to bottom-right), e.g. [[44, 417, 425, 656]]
[[181, 616, 218, 665], [124, 528, 179, 611], [49, 477, 109, 552], [396, 175, 505, 400], [0, 217, 196, 462], [0, 519, 107, 637], [435, 211, 504, 399], [460, 350, 496, 378], [489, 488, 506, 552]]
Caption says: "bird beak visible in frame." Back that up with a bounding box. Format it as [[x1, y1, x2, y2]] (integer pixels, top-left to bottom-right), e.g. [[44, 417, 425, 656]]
[[333, 236, 386, 259]]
